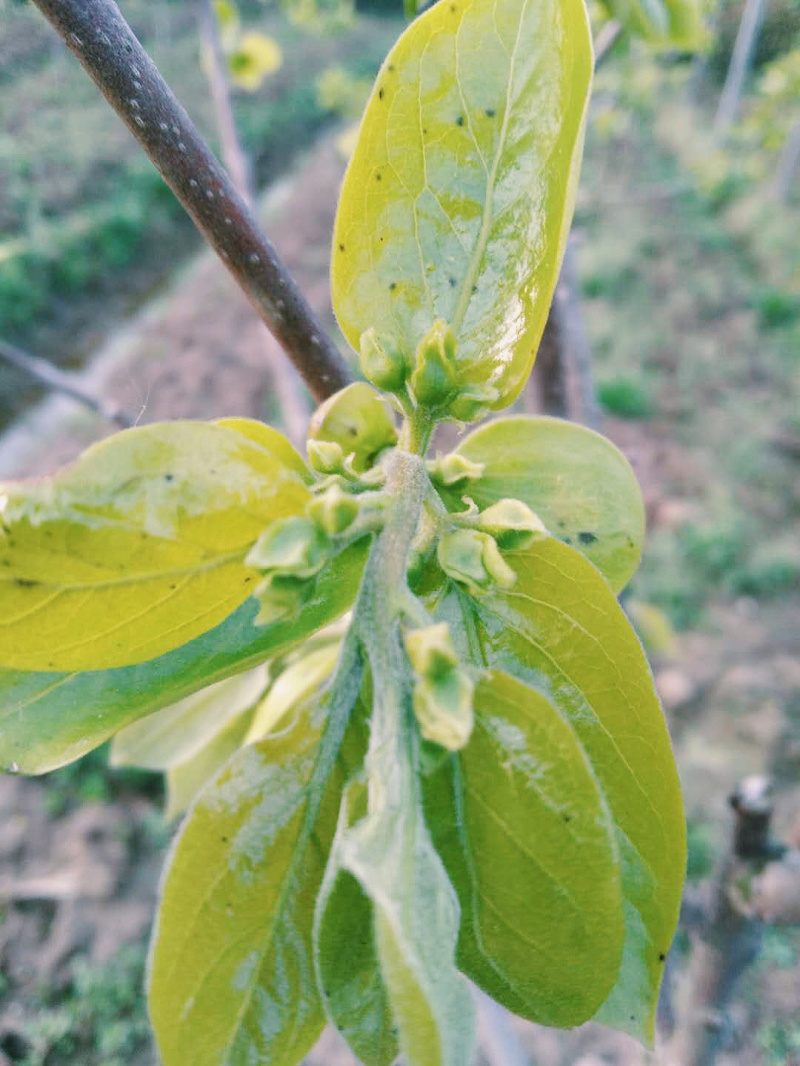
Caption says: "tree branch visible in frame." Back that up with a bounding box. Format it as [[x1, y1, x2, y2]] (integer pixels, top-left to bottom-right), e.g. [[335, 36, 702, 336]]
[[0, 339, 132, 430], [30, 0, 352, 404]]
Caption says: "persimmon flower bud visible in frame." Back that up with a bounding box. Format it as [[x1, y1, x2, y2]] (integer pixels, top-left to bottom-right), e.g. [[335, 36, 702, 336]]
[[438, 528, 516, 594], [410, 319, 457, 405], [477, 499, 548, 550], [359, 327, 408, 393], [413, 671, 474, 750], [252, 573, 309, 626], [246, 515, 330, 578], [308, 382, 398, 473], [307, 439, 344, 475], [427, 452, 485, 488], [447, 381, 499, 423], [404, 622, 459, 680], [307, 483, 360, 536]]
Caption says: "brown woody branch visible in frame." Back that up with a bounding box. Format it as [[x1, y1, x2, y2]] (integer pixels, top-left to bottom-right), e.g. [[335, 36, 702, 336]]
[[30, 0, 352, 404]]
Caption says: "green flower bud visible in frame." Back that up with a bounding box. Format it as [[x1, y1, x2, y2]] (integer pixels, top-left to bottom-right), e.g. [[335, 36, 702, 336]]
[[359, 328, 408, 393], [437, 528, 516, 594], [307, 483, 360, 537], [447, 381, 499, 423], [410, 320, 457, 406], [307, 439, 345, 475], [308, 383, 397, 473], [427, 452, 485, 488], [477, 498, 548, 550], [253, 572, 310, 626], [404, 623, 458, 681], [246, 515, 330, 578], [413, 669, 474, 750]]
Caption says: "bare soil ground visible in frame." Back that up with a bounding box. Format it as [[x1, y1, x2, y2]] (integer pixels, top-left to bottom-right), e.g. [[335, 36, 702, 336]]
[[1, 128, 799, 1066]]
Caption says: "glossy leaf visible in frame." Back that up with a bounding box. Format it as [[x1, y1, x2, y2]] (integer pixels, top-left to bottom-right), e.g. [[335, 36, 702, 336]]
[[314, 781, 399, 1066], [110, 665, 270, 771], [423, 669, 624, 1028], [428, 538, 685, 1042], [0, 421, 310, 671], [149, 675, 365, 1066], [331, 691, 475, 1066], [331, 0, 593, 408], [445, 415, 645, 592], [0, 542, 368, 775]]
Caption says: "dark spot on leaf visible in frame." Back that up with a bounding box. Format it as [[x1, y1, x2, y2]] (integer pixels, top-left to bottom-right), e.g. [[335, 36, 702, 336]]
[[472, 284, 478, 294], [221, 836, 229, 843], [557, 520, 566, 528], [378, 87, 384, 100], [244, 576, 253, 583], [47, 662, 55, 669], [659, 952, 666, 962], [379, 235, 385, 243], [423, 127, 428, 135], [630, 1015, 635, 1022], [563, 537, 572, 544], [169, 584, 177, 590], [456, 115, 464, 126], [13, 578, 40, 588], [388, 64, 395, 72], [338, 243, 345, 252], [376, 172, 382, 182], [485, 108, 496, 117], [389, 282, 396, 291], [563, 814, 571, 823], [450, 3, 456, 10], [578, 531, 598, 545], [164, 473, 174, 482], [448, 276, 456, 288]]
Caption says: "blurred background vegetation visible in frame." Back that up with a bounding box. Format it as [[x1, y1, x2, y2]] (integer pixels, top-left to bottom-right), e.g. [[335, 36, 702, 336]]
[[1, 0, 800, 1063]]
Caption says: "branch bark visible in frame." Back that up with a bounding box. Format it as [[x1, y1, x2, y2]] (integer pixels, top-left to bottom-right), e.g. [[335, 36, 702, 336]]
[[30, 0, 352, 404], [196, 0, 310, 446], [0, 339, 132, 430]]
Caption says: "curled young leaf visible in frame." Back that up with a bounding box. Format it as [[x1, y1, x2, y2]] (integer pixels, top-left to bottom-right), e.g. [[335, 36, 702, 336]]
[[332, 0, 593, 407], [0, 421, 310, 671], [442, 415, 645, 592], [423, 670, 625, 1028]]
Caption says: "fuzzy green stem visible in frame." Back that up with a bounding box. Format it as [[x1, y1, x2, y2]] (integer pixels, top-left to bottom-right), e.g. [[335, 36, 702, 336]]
[[400, 406, 434, 456]]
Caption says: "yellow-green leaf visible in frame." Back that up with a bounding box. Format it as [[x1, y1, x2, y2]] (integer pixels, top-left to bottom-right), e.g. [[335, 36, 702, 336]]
[[331, 0, 593, 408], [0, 421, 310, 671], [428, 538, 685, 1042], [445, 415, 645, 592], [0, 541, 368, 775], [423, 670, 624, 1028], [247, 641, 339, 742], [149, 680, 365, 1066]]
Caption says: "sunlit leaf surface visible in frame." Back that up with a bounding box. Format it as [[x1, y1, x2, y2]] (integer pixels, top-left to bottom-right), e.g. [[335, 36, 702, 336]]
[[427, 538, 685, 1041], [332, 0, 593, 406], [424, 669, 624, 1027], [0, 542, 368, 774], [0, 421, 309, 671]]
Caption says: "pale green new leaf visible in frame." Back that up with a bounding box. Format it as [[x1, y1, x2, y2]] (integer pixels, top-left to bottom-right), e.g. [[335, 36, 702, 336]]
[[600, 0, 707, 48], [247, 641, 340, 742], [428, 538, 685, 1042], [314, 781, 399, 1066], [444, 415, 645, 591], [0, 542, 368, 775], [110, 664, 270, 771], [149, 681, 364, 1066], [332, 0, 593, 407], [165, 703, 257, 820], [423, 670, 624, 1028], [0, 421, 310, 671], [332, 701, 475, 1066]]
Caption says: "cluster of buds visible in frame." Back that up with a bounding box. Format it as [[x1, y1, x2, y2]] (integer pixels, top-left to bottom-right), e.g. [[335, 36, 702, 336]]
[[359, 319, 498, 424], [307, 382, 398, 477], [404, 623, 475, 751], [437, 497, 548, 595]]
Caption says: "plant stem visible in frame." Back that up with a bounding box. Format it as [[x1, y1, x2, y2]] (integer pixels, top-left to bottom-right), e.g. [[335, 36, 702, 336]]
[[400, 406, 434, 456], [30, 0, 352, 403]]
